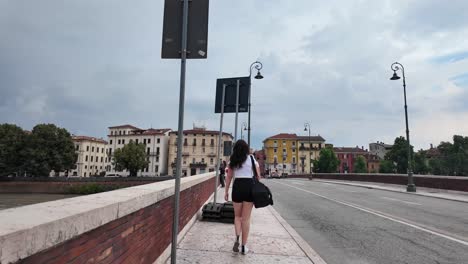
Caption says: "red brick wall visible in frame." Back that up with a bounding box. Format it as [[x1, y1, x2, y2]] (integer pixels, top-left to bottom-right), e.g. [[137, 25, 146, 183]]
[[19, 177, 215, 264], [289, 173, 468, 192]]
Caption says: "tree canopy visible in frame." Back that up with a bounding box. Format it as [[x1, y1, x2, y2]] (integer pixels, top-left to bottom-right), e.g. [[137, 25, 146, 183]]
[[113, 141, 149, 177], [313, 147, 339, 173], [353, 156, 367, 173], [384, 136, 414, 174]]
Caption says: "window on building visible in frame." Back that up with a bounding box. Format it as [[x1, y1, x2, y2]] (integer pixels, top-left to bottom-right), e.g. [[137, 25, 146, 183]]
[[85, 155, 88, 161], [293, 157, 296, 163], [274, 148, 277, 153], [136, 139, 139, 144], [118, 139, 121, 144], [202, 139, 205, 146], [193, 138, 197, 146], [155, 165, 159, 172], [148, 138, 151, 144], [157, 147, 160, 153], [85, 165, 87, 169], [147, 147, 150, 154], [122, 139, 125, 144], [101, 157, 103, 162], [109, 148, 112, 155], [211, 139, 214, 146], [75, 145, 79, 150], [156, 156, 159, 162], [101, 148, 104, 153], [202, 148, 205, 153], [293, 149, 296, 153], [91, 156, 93, 162], [210, 158, 213, 164], [201, 158, 205, 163], [144, 139, 146, 144], [84, 172, 87, 177], [111, 131, 113, 135], [86, 146, 89, 151], [110, 140, 113, 144], [193, 158, 196, 163], [157, 138, 160, 144], [292, 142, 296, 146], [119, 131, 122, 135], [91, 146, 94, 152], [123, 131, 126, 135]]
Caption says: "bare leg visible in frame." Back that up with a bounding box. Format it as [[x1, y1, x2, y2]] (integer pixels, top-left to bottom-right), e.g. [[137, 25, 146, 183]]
[[233, 202, 243, 236], [240, 202, 254, 245]]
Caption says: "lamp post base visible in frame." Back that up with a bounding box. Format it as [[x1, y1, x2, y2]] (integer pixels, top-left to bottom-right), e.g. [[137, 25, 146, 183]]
[[406, 184, 416, 192]]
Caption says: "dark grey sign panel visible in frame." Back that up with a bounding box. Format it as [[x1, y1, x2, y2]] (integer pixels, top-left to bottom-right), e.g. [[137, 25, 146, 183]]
[[161, 0, 209, 59], [223, 141, 232, 156], [214, 77, 250, 113]]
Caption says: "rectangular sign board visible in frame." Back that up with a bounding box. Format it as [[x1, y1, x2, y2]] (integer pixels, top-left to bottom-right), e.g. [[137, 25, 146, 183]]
[[223, 141, 232, 156], [161, 0, 209, 59], [214, 77, 250, 113]]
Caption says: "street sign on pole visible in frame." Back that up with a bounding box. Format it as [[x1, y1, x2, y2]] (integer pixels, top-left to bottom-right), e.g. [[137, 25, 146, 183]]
[[162, 0, 209, 263], [214, 77, 250, 113], [162, 0, 209, 59]]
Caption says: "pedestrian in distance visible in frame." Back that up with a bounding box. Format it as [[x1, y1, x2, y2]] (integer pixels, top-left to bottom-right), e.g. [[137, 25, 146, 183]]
[[224, 139, 261, 255], [219, 160, 226, 187]]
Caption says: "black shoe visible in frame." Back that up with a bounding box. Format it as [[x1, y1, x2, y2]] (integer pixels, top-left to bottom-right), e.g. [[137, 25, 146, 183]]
[[233, 241, 240, 252]]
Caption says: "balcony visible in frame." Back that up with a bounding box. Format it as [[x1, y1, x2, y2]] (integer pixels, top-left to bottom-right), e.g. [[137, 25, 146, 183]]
[[148, 152, 160, 156], [190, 162, 207, 168]]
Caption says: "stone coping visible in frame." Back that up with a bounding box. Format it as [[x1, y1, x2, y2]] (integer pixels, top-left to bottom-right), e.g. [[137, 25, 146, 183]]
[[0, 173, 215, 264], [294, 173, 468, 180]]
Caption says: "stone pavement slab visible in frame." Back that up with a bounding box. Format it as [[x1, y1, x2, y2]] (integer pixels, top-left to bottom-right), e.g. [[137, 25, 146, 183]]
[[166, 187, 327, 264]]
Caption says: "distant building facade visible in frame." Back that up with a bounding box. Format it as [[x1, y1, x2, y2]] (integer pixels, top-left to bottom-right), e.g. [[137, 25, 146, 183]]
[[263, 133, 326, 174], [107, 125, 171, 176], [167, 126, 233, 176], [253, 149, 266, 176], [369, 141, 393, 160], [50, 136, 108, 177], [334, 147, 380, 173]]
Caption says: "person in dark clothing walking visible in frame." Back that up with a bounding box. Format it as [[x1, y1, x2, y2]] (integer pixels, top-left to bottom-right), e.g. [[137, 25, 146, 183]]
[[219, 160, 226, 187]]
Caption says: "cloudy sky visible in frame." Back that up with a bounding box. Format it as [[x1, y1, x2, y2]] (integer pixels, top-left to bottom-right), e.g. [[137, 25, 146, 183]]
[[1, 0, 468, 150]]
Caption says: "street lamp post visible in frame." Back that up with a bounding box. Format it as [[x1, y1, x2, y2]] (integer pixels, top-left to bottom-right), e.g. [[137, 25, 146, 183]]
[[248, 61, 264, 146], [304, 123, 312, 174], [241, 122, 247, 140], [390, 62, 416, 192]]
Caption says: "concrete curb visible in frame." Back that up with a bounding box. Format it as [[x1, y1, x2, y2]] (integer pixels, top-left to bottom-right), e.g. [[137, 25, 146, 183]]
[[268, 206, 328, 264], [314, 180, 468, 204]]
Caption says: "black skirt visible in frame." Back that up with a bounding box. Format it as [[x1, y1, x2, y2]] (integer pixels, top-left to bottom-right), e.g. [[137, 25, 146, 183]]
[[232, 178, 254, 203]]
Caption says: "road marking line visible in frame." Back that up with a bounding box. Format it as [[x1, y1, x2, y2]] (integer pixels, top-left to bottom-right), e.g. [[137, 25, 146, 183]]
[[381, 196, 422, 206], [271, 181, 468, 247]]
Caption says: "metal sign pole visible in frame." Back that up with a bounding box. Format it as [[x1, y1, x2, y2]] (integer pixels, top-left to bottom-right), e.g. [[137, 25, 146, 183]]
[[171, 0, 189, 263], [234, 79, 240, 142], [214, 84, 226, 204]]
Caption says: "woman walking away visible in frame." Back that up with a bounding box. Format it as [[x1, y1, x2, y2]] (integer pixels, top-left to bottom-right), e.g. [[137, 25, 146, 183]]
[[224, 140, 261, 255]]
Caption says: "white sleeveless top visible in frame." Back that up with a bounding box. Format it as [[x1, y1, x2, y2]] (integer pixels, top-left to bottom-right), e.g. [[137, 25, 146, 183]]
[[231, 155, 259, 179]]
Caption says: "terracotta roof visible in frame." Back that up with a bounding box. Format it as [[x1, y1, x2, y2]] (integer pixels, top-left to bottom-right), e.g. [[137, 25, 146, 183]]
[[169, 129, 233, 138], [266, 133, 298, 139], [264, 133, 326, 142], [296, 136, 326, 142], [333, 147, 367, 153], [108, 124, 141, 130], [73, 136, 107, 144]]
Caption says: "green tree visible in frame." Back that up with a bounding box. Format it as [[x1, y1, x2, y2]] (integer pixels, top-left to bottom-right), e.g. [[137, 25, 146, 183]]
[[113, 141, 149, 177], [0, 124, 27, 176], [379, 160, 395, 173], [24, 124, 77, 177], [313, 148, 339, 173], [413, 150, 429, 175], [428, 135, 468, 176], [385, 136, 414, 174], [353, 156, 367, 173]]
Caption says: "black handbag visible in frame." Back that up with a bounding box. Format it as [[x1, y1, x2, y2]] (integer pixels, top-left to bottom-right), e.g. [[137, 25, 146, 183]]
[[249, 155, 273, 208]]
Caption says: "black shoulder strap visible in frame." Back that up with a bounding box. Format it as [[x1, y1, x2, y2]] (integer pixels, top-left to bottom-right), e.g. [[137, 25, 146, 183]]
[[249, 155, 258, 182]]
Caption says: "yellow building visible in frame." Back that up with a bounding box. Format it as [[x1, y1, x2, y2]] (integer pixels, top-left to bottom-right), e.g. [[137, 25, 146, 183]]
[[263, 133, 326, 175]]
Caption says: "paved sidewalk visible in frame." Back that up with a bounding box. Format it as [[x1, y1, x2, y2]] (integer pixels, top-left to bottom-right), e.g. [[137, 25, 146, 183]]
[[314, 179, 468, 203], [167, 188, 327, 264]]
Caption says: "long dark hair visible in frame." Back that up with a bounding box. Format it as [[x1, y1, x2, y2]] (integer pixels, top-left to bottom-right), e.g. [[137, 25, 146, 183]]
[[229, 140, 250, 169]]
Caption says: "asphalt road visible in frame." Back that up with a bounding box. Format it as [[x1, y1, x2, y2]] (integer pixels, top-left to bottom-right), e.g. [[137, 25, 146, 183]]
[[264, 179, 468, 264]]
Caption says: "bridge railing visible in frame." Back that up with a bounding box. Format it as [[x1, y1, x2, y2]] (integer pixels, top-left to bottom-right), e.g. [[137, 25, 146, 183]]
[[0, 172, 216, 264], [288, 173, 468, 192]]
